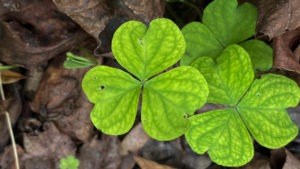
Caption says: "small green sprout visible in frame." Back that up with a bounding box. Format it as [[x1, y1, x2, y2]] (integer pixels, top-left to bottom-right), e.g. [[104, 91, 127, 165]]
[[59, 155, 79, 169], [63, 52, 97, 69]]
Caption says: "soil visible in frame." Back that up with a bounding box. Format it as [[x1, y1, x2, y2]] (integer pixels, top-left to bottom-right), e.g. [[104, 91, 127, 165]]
[[0, 0, 300, 169]]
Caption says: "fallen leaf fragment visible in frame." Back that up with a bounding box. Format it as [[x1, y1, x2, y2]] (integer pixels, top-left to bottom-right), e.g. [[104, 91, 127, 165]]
[[134, 156, 177, 169], [0, 144, 24, 169], [271, 148, 300, 169], [23, 122, 76, 159], [0, 85, 22, 150], [0, 70, 25, 84], [283, 149, 300, 169], [0, 0, 90, 68], [120, 123, 150, 155], [248, 0, 300, 40], [273, 28, 300, 73], [238, 159, 271, 169], [78, 136, 121, 169]]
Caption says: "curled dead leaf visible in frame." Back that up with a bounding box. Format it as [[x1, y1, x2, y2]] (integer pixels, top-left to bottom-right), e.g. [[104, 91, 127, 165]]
[[273, 28, 300, 73], [120, 123, 150, 156], [134, 156, 177, 169], [0, 85, 22, 151], [271, 148, 300, 169], [0, 70, 24, 84], [0, 0, 91, 68], [78, 136, 121, 169], [248, 0, 300, 40], [53, 0, 165, 55]]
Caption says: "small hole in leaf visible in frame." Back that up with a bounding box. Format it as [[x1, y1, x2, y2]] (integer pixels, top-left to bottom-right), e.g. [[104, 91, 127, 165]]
[[99, 85, 105, 91], [256, 93, 261, 97], [93, 76, 97, 80], [183, 114, 189, 118]]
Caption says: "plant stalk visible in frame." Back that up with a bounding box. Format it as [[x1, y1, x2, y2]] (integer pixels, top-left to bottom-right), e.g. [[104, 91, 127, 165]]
[[0, 71, 20, 169]]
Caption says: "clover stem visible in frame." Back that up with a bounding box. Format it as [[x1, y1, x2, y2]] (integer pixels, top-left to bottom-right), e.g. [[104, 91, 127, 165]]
[[0, 71, 20, 169]]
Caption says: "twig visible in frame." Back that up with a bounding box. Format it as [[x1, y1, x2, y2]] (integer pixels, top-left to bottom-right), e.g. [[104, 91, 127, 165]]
[[0, 71, 20, 169]]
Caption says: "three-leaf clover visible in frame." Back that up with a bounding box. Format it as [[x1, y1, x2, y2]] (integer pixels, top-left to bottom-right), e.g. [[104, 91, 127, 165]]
[[186, 45, 300, 166], [82, 18, 209, 140], [180, 0, 273, 71]]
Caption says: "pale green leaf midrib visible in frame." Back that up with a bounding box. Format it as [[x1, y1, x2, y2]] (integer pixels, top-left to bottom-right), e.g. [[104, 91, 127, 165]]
[[143, 91, 187, 137], [203, 22, 226, 48], [141, 29, 170, 80], [207, 110, 235, 151], [237, 109, 291, 129], [145, 86, 187, 116], [118, 28, 144, 79], [101, 91, 139, 123], [215, 65, 237, 105]]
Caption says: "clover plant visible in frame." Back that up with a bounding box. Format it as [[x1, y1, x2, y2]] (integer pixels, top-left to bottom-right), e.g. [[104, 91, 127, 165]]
[[59, 155, 79, 169], [186, 45, 300, 166], [80, 1, 300, 166], [180, 0, 273, 71], [82, 18, 209, 140]]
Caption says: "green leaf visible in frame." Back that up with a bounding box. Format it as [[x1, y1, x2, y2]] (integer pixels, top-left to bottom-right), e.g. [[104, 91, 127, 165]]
[[59, 155, 79, 169], [180, 22, 223, 65], [82, 66, 142, 135], [142, 66, 208, 140], [0, 65, 16, 71], [64, 52, 96, 69], [191, 45, 254, 105], [180, 0, 258, 66], [82, 18, 207, 138], [189, 44, 300, 166], [186, 109, 253, 166], [203, 0, 257, 46], [112, 18, 186, 81], [238, 74, 300, 148], [240, 40, 273, 71]]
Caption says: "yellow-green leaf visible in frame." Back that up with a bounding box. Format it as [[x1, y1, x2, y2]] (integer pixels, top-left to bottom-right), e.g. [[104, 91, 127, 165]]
[[82, 66, 142, 134], [186, 109, 253, 166], [142, 66, 208, 140], [238, 74, 300, 148], [112, 18, 186, 81]]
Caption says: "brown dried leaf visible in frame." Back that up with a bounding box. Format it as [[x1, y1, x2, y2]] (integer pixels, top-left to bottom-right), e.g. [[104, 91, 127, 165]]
[[248, 0, 300, 40], [270, 148, 300, 169], [0, 85, 22, 151], [140, 140, 182, 167], [283, 149, 300, 169], [273, 28, 300, 73], [119, 154, 136, 169], [182, 153, 211, 169], [0, 0, 91, 68], [52, 0, 110, 41], [271, 148, 286, 169], [29, 55, 94, 142], [53, 0, 165, 54], [120, 123, 150, 155], [23, 122, 76, 159], [0, 70, 24, 84], [78, 136, 121, 169], [237, 159, 271, 169], [0, 144, 24, 169], [134, 156, 177, 169], [53, 95, 94, 143]]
